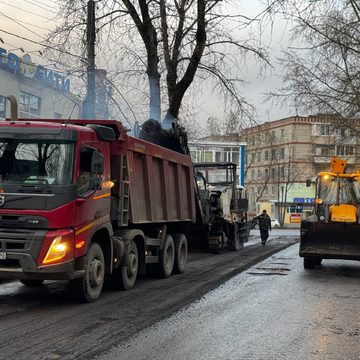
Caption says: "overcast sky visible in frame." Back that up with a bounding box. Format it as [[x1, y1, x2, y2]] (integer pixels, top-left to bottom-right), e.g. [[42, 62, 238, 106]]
[[0, 0, 295, 127]]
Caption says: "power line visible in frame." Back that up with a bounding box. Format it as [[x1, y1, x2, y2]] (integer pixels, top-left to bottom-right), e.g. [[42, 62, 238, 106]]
[[0, 0, 60, 23], [21, 0, 59, 15], [0, 28, 86, 61], [0, 13, 52, 32], [29, 0, 60, 11], [0, 11, 45, 40]]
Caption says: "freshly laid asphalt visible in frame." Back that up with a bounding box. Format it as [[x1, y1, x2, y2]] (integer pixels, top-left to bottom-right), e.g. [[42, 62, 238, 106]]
[[0, 229, 299, 360]]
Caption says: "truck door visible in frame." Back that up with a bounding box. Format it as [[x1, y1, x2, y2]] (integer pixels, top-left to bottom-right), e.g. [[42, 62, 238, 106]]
[[75, 145, 110, 233]]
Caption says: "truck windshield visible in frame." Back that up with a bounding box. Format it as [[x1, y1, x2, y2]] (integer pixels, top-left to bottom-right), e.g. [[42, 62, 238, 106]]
[[319, 175, 360, 205], [0, 140, 74, 185]]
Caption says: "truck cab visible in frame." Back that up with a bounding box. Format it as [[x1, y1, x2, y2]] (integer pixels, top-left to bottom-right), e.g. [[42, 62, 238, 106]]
[[0, 120, 115, 301]]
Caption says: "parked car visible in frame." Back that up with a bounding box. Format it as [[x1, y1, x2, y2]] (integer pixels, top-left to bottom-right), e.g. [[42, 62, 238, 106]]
[[271, 218, 280, 228], [251, 217, 280, 229]]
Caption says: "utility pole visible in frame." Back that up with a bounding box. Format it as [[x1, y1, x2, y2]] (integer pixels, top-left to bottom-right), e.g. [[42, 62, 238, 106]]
[[83, 0, 96, 119]]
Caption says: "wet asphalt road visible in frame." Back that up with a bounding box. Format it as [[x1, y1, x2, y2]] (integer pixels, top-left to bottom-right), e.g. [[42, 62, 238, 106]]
[[0, 230, 298, 360], [99, 243, 360, 360]]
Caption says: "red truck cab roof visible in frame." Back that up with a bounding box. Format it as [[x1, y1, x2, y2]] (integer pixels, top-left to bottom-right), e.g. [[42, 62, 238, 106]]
[[2, 118, 128, 142]]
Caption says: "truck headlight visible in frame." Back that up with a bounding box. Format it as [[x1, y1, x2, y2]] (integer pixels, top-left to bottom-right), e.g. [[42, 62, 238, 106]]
[[43, 236, 68, 264], [39, 229, 74, 265]]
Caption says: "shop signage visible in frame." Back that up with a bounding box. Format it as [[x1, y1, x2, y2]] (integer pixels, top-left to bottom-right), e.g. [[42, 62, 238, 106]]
[[290, 214, 301, 223], [293, 197, 314, 203], [0, 47, 70, 92]]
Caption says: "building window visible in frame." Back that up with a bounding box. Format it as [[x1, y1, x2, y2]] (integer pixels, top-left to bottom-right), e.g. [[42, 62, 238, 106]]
[[271, 149, 276, 160], [257, 169, 261, 179], [287, 205, 297, 213], [264, 150, 269, 161], [215, 152, 221, 162], [315, 145, 334, 156], [281, 128, 285, 138], [271, 167, 276, 179], [251, 169, 255, 180], [232, 151, 239, 164], [19, 92, 41, 118], [320, 124, 330, 136], [280, 148, 285, 159], [223, 151, 231, 162], [257, 151, 261, 162], [280, 166, 285, 179], [272, 186, 276, 196], [0, 95, 5, 119], [265, 168, 269, 178], [336, 146, 354, 156], [336, 127, 346, 137], [201, 151, 212, 162], [251, 152, 255, 162]]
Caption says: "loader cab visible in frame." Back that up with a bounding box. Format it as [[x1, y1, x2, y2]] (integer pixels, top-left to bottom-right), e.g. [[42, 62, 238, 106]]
[[315, 173, 360, 223]]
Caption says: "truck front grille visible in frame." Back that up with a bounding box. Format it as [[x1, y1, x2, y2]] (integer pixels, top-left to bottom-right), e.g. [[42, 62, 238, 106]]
[[0, 228, 46, 258], [5, 242, 25, 250], [0, 259, 20, 269]]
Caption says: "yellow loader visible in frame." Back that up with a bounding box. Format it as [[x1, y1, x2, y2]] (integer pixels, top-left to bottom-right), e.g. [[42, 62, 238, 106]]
[[300, 157, 360, 268]]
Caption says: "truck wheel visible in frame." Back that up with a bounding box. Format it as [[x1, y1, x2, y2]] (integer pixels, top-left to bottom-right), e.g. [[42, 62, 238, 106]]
[[173, 233, 188, 274], [209, 232, 227, 254], [113, 239, 138, 290], [20, 279, 44, 287], [315, 258, 322, 266], [303, 257, 316, 269], [70, 242, 105, 302], [158, 235, 175, 278]]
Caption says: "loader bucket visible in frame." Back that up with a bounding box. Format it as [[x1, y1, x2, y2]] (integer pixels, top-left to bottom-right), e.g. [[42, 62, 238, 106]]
[[300, 220, 360, 260]]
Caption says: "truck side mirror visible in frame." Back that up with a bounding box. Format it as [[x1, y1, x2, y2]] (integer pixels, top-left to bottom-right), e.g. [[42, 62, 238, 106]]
[[306, 179, 311, 187]]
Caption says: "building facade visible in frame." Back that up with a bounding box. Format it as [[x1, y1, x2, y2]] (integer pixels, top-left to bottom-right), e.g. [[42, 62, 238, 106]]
[[241, 115, 360, 224], [0, 48, 81, 120]]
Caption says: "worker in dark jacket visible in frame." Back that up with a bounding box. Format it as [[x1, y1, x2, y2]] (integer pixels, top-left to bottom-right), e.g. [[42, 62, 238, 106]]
[[257, 210, 271, 245]]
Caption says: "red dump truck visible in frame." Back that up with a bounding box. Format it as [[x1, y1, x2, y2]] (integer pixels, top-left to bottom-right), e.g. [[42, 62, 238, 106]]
[[0, 114, 197, 301], [0, 102, 248, 301]]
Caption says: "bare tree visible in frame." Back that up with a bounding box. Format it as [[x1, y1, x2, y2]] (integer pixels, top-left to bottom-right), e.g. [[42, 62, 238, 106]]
[[48, 0, 276, 127], [271, 0, 360, 118]]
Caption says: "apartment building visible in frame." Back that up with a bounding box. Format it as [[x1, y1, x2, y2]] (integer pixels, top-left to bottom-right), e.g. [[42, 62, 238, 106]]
[[241, 115, 360, 224]]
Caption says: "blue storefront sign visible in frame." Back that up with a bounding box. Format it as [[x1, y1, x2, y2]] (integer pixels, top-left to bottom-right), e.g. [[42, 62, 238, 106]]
[[293, 197, 314, 203], [0, 47, 70, 92]]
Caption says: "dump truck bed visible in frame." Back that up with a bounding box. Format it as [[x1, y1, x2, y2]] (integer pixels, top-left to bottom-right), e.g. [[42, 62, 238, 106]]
[[111, 134, 196, 225]]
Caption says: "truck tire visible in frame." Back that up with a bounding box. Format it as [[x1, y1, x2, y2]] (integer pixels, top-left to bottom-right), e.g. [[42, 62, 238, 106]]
[[158, 235, 175, 278], [303, 257, 316, 269], [20, 279, 44, 287], [70, 242, 105, 302], [173, 233, 188, 274], [112, 239, 138, 290], [315, 258, 322, 266], [209, 232, 227, 254]]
